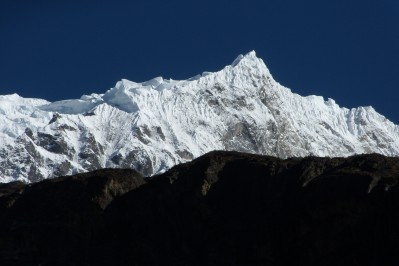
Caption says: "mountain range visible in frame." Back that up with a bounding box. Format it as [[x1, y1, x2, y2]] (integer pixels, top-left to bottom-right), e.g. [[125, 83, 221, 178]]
[[1, 51, 398, 183]]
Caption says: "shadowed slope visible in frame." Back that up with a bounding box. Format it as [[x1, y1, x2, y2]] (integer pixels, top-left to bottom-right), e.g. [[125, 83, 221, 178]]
[[1, 152, 399, 265], [0, 168, 145, 265]]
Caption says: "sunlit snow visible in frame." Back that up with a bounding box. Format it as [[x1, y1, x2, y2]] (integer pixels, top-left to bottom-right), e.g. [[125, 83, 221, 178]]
[[1, 51, 398, 182]]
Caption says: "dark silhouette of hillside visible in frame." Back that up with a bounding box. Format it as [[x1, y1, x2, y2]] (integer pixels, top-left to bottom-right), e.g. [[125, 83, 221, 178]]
[[1, 151, 399, 265]]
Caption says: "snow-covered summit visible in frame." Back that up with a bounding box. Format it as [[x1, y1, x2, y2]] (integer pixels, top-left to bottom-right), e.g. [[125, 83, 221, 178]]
[[41, 51, 270, 115], [1, 51, 398, 183]]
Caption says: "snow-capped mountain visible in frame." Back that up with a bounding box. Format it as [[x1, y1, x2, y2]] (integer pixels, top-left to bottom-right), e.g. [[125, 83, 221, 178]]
[[1, 51, 398, 183]]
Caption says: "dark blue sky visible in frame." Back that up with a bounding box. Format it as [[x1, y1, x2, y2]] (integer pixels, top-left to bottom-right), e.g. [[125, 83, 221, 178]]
[[1, 0, 398, 123]]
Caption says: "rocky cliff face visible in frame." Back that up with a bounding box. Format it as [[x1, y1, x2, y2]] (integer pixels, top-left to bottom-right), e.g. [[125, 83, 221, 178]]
[[1, 151, 399, 265], [1, 51, 399, 182]]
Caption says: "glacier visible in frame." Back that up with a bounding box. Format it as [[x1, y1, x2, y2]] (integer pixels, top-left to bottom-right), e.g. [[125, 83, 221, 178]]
[[1, 51, 398, 183]]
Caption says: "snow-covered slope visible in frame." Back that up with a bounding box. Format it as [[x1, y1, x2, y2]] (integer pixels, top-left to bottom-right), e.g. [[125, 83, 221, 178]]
[[1, 51, 399, 183]]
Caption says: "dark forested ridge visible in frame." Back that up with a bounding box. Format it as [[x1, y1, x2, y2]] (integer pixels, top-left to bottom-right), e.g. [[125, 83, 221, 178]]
[[1, 151, 399, 265]]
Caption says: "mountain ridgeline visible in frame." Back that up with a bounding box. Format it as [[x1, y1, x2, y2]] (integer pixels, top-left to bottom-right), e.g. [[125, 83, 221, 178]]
[[1, 151, 399, 265], [1, 51, 399, 182]]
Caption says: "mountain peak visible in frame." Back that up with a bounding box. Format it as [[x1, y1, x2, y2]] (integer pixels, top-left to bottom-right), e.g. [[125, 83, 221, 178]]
[[231, 50, 259, 66], [0, 52, 398, 182]]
